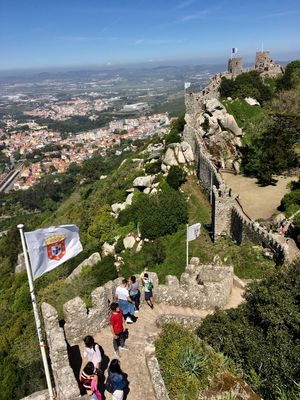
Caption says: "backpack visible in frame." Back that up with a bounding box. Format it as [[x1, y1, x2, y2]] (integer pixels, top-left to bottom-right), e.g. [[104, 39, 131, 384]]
[[147, 281, 153, 291]]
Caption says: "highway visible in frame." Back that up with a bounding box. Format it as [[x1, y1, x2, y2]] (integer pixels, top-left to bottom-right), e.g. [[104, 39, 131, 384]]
[[0, 163, 23, 193]]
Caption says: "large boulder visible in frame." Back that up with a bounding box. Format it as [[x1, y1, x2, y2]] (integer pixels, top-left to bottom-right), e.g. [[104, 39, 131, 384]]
[[111, 203, 126, 213], [15, 252, 25, 274], [174, 144, 186, 164], [245, 97, 260, 106], [123, 236, 136, 249], [125, 193, 134, 206], [133, 175, 155, 188], [219, 113, 242, 136], [163, 148, 178, 166], [181, 141, 194, 163], [66, 252, 101, 282], [204, 98, 225, 113], [102, 242, 115, 256]]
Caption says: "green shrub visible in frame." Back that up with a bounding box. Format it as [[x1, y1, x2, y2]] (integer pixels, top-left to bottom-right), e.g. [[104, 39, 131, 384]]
[[143, 239, 166, 265], [115, 237, 125, 253], [280, 189, 300, 211], [166, 166, 187, 190], [276, 60, 300, 91], [145, 160, 162, 174], [156, 323, 238, 399], [118, 186, 187, 239], [219, 71, 272, 103], [198, 260, 300, 399]]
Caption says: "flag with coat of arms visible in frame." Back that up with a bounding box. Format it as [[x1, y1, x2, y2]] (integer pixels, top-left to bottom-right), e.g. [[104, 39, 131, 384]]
[[24, 224, 83, 279]]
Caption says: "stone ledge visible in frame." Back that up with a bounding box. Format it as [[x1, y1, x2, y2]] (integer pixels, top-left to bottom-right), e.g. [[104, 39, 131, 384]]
[[145, 334, 170, 400], [155, 314, 203, 329], [145, 314, 204, 400], [233, 274, 246, 289]]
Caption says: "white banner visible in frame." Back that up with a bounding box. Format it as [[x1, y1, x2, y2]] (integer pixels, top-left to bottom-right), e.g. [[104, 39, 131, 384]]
[[24, 224, 83, 279], [184, 82, 191, 90], [187, 223, 201, 241]]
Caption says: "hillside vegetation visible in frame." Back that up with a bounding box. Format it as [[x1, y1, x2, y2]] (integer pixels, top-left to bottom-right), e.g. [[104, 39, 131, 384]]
[[220, 61, 300, 186], [0, 116, 277, 398]]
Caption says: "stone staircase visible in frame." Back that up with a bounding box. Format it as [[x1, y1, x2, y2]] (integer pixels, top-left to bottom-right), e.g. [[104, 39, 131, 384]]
[[79, 286, 244, 400]]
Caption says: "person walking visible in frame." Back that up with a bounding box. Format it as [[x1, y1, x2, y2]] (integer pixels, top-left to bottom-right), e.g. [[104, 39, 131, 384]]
[[83, 335, 102, 371], [80, 361, 101, 399], [115, 279, 136, 323], [128, 275, 140, 312], [106, 359, 126, 400], [110, 302, 128, 358], [141, 272, 154, 309]]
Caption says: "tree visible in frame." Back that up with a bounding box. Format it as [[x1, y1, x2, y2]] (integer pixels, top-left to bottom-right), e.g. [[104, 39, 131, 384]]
[[277, 60, 300, 91], [219, 71, 272, 103], [198, 260, 300, 399], [166, 166, 187, 190], [118, 186, 188, 239]]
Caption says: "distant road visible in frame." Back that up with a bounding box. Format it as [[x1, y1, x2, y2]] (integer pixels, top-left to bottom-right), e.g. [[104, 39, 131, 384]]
[[0, 163, 24, 193]]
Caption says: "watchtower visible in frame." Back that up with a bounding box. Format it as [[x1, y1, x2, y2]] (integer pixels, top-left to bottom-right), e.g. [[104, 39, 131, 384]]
[[255, 51, 272, 72], [228, 57, 243, 78]]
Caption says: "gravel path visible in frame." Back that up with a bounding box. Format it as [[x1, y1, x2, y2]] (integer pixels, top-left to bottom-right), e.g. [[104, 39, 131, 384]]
[[222, 173, 298, 220]]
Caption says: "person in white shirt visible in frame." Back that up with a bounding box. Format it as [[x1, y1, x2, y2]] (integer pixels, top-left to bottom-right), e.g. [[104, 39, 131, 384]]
[[83, 335, 102, 370], [115, 279, 136, 323]]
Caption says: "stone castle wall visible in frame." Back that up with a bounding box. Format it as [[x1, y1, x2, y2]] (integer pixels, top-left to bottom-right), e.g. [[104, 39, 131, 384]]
[[194, 136, 222, 199], [41, 260, 234, 399], [231, 207, 286, 264], [189, 128, 287, 262], [183, 54, 288, 262]]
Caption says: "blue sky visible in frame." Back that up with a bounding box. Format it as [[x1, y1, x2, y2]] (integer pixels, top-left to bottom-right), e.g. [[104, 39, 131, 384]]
[[0, 0, 300, 70]]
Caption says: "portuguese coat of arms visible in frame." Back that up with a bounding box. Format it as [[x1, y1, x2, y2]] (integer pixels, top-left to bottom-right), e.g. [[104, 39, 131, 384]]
[[44, 234, 66, 261]]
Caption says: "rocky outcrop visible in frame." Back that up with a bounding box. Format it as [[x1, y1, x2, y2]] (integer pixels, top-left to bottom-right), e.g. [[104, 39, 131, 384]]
[[133, 175, 155, 188], [15, 252, 25, 274], [184, 97, 244, 171], [101, 241, 115, 256], [245, 97, 260, 106], [111, 202, 126, 213], [161, 141, 194, 171], [66, 252, 101, 282], [123, 235, 136, 249]]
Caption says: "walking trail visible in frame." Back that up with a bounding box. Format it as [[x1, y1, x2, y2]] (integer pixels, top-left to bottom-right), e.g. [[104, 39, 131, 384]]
[[79, 286, 244, 400], [222, 173, 298, 220]]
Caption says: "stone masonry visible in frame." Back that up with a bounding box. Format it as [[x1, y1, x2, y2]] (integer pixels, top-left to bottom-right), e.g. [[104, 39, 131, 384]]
[[40, 258, 237, 399]]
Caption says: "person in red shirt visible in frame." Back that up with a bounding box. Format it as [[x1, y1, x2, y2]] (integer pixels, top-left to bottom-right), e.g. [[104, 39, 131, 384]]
[[110, 302, 128, 358]]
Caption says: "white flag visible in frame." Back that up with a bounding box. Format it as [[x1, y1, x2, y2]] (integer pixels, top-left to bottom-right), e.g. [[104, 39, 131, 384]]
[[24, 224, 83, 279], [187, 223, 201, 241], [184, 82, 191, 90]]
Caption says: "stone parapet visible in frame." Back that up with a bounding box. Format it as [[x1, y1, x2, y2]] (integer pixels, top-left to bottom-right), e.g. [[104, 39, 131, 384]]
[[41, 303, 80, 400], [155, 263, 233, 309], [145, 334, 170, 400], [63, 277, 122, 346]]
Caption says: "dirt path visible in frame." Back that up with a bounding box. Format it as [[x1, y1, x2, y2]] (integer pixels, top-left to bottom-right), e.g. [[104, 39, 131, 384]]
[[222, 173, 298, 220]]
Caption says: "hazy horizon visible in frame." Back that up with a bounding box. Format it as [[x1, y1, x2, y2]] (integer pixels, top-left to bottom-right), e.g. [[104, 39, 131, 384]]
[[1, 0, 300, 71]]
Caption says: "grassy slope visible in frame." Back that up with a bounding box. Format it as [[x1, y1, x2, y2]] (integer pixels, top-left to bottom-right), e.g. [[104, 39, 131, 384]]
[[221, 98, 269, 144], [120, 176, 276, 281]]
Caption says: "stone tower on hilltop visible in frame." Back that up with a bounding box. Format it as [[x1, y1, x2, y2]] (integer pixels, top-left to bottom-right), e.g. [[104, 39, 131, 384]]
[[228, 57, 243, 78], [255, 51, 283, 75], [255, 51, 272, 71]]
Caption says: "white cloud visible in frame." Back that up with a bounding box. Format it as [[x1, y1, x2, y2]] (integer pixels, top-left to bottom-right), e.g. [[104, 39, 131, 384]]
[[176, 0, 196, 9]]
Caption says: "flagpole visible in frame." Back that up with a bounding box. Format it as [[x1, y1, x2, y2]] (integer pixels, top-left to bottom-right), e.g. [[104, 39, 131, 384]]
[[17, 224, 55, 400], [186, 224, 189, 268]]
